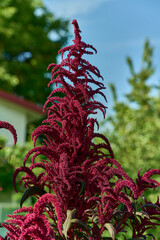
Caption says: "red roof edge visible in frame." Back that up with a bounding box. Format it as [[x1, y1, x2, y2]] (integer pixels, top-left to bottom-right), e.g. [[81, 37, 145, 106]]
[[0, 89, 43, 114]]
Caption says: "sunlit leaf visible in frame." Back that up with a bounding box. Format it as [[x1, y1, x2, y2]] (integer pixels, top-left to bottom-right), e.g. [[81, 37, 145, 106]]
[[62, 208, 76, 238], [135, 211, 150, 219], [104, 223, 116, 240]]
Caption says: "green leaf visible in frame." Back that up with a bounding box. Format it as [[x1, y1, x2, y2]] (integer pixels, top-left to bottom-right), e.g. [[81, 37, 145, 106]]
[[20, 186, 46, 207], [141, 203, 160, 210], [104, 223, 116, 240], [71, 218, 91, 234], [146, 233, 155, 239], [92, 214, 99, 222], [79, 180, 85, 196], [102, 238, 118, 240], [127, 239, 144, 240], [135, 211, 150, 219], [127, 238, 146, 240], [62, 208, 76, 238], [72, 229, 89, 238]]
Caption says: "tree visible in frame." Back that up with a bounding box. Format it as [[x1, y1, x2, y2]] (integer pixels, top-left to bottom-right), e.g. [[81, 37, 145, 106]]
[[0, 0, 69, 105], [0, 0, 69, 195], [102, 40, 160, 179]]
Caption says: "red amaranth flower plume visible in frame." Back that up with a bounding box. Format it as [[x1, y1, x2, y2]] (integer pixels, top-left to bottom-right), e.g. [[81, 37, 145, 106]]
[[0, 121, 17, 145], [13, 19, 114, 212], [1, 19, 160, 240], [136, 168, 160, 195], [1, 194, 63, 240]]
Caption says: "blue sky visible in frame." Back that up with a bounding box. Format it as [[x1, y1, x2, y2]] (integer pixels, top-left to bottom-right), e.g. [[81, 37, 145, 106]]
[[43, 0, 160, 121]]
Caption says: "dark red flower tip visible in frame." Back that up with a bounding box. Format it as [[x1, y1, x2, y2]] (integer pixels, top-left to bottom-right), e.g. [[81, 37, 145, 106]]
[[0, 121, 17, 145]]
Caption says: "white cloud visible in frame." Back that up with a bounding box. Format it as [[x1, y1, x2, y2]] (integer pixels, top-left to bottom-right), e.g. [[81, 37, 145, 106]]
[[44, 0, 111, 18]]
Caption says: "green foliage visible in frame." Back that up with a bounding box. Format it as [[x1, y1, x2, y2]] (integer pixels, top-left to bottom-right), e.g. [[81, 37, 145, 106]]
[[0, 139, 32, 195], [101, 40, 160, 238], [0, 0, 69, 195], [102, 40, 160, 178], [0, 0, 69, 105]]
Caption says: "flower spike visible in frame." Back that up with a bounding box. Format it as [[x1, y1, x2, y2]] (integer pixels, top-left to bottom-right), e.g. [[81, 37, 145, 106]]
[[0, 121, 17, 145]]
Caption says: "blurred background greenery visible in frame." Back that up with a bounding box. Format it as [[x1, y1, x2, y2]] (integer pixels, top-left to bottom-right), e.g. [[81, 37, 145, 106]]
[[0, 0, 69, 236], [0, 0, 69, 198], [99, 40, 160, 239], [101, 40, 160, 182], [0, 0, 69, 104]]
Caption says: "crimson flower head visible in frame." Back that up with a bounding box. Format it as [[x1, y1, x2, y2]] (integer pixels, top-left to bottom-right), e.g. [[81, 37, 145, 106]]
[[13, 19, 114, 210], [0, 121, 17, 146]]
